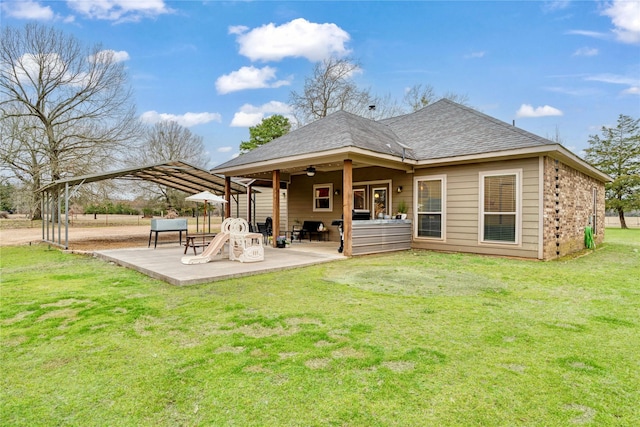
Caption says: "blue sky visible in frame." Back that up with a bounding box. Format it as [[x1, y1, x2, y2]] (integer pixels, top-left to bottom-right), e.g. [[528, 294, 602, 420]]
[[2, 0, 639, 167]]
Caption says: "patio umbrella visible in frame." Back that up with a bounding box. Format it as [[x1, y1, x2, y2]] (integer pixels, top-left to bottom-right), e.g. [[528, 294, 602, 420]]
[[185, 191, 227, 232]]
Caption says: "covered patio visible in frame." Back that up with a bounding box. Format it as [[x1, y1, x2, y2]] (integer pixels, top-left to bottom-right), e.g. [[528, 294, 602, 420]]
[[94, 241, 344, 286]]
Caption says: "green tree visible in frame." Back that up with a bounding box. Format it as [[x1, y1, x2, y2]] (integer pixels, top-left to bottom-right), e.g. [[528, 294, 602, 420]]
[[585, 114, 640, 229], [240, 114, 291, 153], [0, 180, 14, 212]]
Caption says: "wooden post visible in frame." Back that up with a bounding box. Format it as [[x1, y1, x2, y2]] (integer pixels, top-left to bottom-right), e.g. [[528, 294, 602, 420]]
[[247, 182, 253, 225], [343, 159, 353, 256], [224, 176, 231, 218], [272, 170, 281, 247]]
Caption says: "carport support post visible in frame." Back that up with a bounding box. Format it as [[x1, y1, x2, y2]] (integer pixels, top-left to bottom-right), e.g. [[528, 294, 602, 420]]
[[343, 159, 353, 256], [57, 188, 62, 245], [272, 169, 280, 247], [64, 182, 69, 249]]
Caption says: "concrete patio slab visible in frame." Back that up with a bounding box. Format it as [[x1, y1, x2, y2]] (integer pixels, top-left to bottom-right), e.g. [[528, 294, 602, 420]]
[[94, 242, 345, 286]]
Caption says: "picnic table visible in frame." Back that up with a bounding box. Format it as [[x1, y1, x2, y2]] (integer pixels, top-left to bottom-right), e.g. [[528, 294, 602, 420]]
[[184, 233, 217, 254]]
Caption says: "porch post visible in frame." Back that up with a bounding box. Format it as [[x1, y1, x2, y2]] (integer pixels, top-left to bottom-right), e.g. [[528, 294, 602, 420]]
[[247, 182, 253, 226], [272, 170, 281, 247], [343, 159, 353, 256], [224, 176, 231, 218], [272, 169, 280, 248]]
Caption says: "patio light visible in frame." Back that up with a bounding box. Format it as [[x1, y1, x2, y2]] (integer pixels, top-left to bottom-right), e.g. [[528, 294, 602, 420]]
[[306, 166, 316, 177]]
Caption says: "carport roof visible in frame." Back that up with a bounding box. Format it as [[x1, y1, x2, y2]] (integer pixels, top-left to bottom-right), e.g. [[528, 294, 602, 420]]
[[38, 160, 246, 194]]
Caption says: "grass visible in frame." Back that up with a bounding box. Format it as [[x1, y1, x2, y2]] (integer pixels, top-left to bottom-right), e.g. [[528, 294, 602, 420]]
[[1, 229, 639, 426]]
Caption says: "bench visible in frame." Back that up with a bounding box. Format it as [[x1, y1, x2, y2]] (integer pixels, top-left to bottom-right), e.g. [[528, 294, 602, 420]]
[[294, 220, 329, 242], [183, 233, 217, 254], [148, 218, 188, 248]]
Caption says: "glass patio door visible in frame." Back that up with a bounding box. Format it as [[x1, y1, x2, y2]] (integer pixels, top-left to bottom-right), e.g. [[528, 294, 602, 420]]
[[372, 187, 388, 218]]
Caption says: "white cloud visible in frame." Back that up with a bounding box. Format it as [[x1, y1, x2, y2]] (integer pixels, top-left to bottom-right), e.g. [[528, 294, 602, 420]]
[[542, 0, 570, 12], [464, 51, 486, 59], [516, 104, 563, 118], [14, 53, 88, 86], [228, 25, 248, 35], [585, 73, 638, 86], [215, 66, 291, 94], [232, 18, 351, 62], [544, 86, 601, 96], [565, 30, 609, 40], [230, 101, 293, 127], [572, 47, 598, 57], [89, 50, 130, 64], [602, 0, 640, 44], [217, 146, 233, 153], [622, 86, 640, 95], [230, 112, 265, 128], [1, 0, 54, 20], [66, 0, 172, 22], [585, 73, 640, 95], [140, 111, 222, 127]]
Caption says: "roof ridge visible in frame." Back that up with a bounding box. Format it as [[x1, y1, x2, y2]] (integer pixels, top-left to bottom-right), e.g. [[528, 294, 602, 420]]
[[440, 99, 554, 146]]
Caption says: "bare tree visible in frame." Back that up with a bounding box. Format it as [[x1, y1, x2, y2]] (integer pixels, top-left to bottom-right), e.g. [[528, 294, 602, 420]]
[[403, 84, 470, 112], [137, 121, 208, 167], [289, 59, 471, 127], [289, 57, 374, 125], [403, 84, 438, 112], [133, 120, 209, 208], [0, 23, 141, 218], [0, 112, 45, 217]]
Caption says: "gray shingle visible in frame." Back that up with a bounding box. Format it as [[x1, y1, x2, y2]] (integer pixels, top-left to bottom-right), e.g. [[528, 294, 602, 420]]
[[215, 110, 408, 169], [215, 99, 555, 170], [382, 99, 552, 159]]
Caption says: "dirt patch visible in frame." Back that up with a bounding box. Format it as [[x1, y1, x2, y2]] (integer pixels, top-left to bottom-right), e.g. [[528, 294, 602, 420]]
[[305, 358, 331, 370], [381, 361, 416, 372], [1, 224, 185, 251]]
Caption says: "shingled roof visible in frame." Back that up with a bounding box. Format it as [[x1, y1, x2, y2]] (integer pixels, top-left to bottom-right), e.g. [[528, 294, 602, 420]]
[[217, 109, 410, 169], [212, 99, 608, 182], [382, 99, 552, 160]]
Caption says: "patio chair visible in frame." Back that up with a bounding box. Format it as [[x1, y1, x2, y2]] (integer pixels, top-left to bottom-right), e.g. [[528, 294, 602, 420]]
[[256, 222, 269, 244]]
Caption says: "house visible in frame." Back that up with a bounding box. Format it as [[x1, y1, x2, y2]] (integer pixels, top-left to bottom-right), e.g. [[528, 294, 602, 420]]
[[212, 99, 610, 260]]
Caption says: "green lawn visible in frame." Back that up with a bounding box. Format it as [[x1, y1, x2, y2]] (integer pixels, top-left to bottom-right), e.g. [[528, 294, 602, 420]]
[[1, 229, 639, 426]]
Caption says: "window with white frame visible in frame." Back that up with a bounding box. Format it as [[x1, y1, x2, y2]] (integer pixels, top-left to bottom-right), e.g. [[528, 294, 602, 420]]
[[313, 183, 333, 212], [415, 176, 445, 239], [480, 170, 520, 244]]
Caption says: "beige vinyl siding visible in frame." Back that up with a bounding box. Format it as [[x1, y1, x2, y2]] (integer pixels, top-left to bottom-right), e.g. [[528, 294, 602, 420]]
[[412, 158, 540, 258], [234, 186, 288, 231], [288, 171, 341, 241], [288, 168, 414, 242]]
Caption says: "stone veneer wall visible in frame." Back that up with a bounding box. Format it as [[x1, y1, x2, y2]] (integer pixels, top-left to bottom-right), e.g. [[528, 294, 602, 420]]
[[542, 157, 606, 259]]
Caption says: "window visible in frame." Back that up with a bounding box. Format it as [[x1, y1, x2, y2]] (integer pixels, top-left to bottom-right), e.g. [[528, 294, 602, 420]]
[[415, 176, 445, 239], [353, 188, 366, 210], [373, 187, 388, 218], [480, 170, 520, 244], [313, 183, 333, 212]]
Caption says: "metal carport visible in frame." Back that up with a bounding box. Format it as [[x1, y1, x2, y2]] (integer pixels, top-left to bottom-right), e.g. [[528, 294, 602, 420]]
[[38, 160, 246, 249]]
